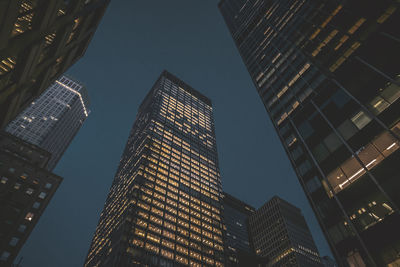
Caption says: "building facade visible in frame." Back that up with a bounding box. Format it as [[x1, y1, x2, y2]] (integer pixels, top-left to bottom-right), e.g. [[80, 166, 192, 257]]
[[0, 0, 109, 128], [0, 132, 62, 266], [322, 255, 338, 267], [6, 75, 89, 171], [84, 71, 225, 267], [219, 0, 400, 265], [222, 192, 255, 266], [248, 196, 322, 266]]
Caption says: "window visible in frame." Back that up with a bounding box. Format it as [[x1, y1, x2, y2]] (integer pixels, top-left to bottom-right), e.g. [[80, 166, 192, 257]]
[[338, 119, 358, 140], [298, 121, 313, 139], [298, 160, 312, 176], [25, 212, 34, 221], [351, 111, 371, 130], [9, 237, 19, 247], [0, 251, 10, 261], [33, 202, 40, 209], [18, 225, 27, 233], [0, 177, 8, 184], [323, 133, 342, 152], [26, 188, 34, 195], [38, 192, 47, 199], [44, 183, 52, 189], [312, 143, 329, 162], [306, 176, 322, 193]]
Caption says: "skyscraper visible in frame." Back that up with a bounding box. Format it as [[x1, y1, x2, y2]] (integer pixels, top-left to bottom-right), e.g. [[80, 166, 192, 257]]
[[219, 0, 400, 266], [0, 0, 109, 128], [248, 196, 322, 266], [222, 192, 255, 266], [0, 132, 62, 266], [6, 75, 89, 171], [84, 71, 225, 266]]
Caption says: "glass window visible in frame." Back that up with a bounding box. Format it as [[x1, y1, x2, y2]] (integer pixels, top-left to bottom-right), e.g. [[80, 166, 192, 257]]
[[17, 225, 26, 233], [44, 183, 52, 189], [25, 212, 34, 221], [38, 192, 47, 199], [381, 83, 400, 104], [323, 133, 342, 152], [298, 160, 312, 176], [312, 143, 330, 162], [0, 177, 8, 184], [306, 176, 322, 193], [331, 89, 350, 108], [26, 188, 34, 195], [9, 237, 19, 247], [32, 202, 40, 209], [0, 251, 10, 261], [368, 96, 389, 115], [298, 120, 313, 139], [338, 119, 358, 140], [351, 111, 371, 130]]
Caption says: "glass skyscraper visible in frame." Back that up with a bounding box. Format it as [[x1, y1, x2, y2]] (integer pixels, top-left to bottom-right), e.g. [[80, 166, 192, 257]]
[[0, 0, 109, 128], [6, 75, 89, 171], [248, 196, 322, 266], [219, 0, 400, 266], [84, 71, 225, 266], [222, 192, 255, 266]]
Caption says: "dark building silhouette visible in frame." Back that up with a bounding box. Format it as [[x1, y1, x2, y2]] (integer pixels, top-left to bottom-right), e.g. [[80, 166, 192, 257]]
[[322, 255, 338, 267], [248, 196, 322, 266], [84, 71, 225, 266], [0, 0, 109, 128], [222, 192, 255, 266], [219, 0, 400, 265], [6, 75, 90, 170], [0, 132, 62, 266]]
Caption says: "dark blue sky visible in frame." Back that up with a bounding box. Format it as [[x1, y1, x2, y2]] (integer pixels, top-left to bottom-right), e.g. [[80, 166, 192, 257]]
[[19, 1, 332, 266]]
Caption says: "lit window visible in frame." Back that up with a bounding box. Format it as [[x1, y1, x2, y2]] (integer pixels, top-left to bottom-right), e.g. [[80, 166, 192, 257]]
[[351, 111, 371, 130], [26, 188, 34, 195], [25, 212, 34, 221]]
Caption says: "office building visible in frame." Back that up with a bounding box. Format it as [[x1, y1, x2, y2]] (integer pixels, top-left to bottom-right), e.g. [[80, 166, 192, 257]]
[[0, 132, 62, 265], [322, 255, 338, 267], [222, 192, 255, 266], [6, 75, 89, 170], [248, 196, 322, 266], [84, 71, 225, 266], [0, 0, 109, 128], [219, 0, 400, 265]]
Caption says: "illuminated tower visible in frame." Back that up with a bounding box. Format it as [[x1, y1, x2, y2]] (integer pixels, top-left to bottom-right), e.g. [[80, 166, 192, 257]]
[[219, 0, 400, 266], [0, 0, 109, 128], [6, 75, 89, 170], [84, 71, 225, 267]]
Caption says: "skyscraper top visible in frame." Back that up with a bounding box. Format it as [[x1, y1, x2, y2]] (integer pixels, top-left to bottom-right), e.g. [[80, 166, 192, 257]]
[[160, 70, 212, 106], [6, 75, 90, 170]]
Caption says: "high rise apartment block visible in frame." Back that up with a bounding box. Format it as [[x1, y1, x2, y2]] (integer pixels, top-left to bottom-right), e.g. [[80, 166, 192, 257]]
[[248, 196, 322, 266], [6, 75, 89, 170], [219, 0, 400, 265], [0, 0, 109, 128], [84, 71, 225, 266]]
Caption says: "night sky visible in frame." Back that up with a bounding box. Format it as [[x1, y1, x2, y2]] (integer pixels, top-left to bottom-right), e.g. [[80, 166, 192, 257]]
[[19, 1, 332, 266]]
